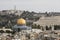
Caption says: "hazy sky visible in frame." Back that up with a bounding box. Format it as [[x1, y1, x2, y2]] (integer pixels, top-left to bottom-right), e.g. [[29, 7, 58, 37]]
[[0, 0, 60, 12]]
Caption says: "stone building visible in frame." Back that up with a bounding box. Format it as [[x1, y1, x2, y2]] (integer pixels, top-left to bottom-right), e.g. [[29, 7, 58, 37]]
[[33, 16, 60, 31]]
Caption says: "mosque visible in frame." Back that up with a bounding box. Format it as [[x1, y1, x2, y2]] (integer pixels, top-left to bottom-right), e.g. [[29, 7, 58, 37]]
[[12, 18, 32, 32]]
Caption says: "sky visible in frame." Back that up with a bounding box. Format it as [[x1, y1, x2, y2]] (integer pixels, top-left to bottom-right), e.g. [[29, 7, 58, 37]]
[[0, 0, 60, 12]]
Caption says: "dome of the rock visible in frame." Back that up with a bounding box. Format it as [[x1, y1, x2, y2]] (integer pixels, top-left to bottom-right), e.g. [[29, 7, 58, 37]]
[[17, 18, 26, 25]]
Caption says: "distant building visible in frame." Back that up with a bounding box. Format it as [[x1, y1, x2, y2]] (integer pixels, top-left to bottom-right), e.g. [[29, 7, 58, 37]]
[[34, 16, 60, 26], [0, 10, 23, 16], [33, 16, 60, 31]]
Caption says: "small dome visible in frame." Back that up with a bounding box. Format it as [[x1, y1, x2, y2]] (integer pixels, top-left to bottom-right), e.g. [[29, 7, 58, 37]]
[[17, 18, 26, 25]]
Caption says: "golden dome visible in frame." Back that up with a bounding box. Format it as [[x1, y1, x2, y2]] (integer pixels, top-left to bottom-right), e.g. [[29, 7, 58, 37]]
[[17, 18, 26, 25]]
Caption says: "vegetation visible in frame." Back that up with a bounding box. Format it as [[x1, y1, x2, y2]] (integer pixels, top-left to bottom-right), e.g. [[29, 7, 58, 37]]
[[32, 24, 41, 29], [0, 11, 40, 29], [0, 10, 60, 29]]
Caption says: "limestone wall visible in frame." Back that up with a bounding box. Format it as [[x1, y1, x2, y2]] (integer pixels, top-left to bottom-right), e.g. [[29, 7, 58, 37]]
[[33, 16, 60, 26]]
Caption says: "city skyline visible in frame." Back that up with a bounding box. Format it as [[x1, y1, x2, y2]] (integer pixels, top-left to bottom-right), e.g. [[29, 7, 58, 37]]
[[0, 0, 60, 12]]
